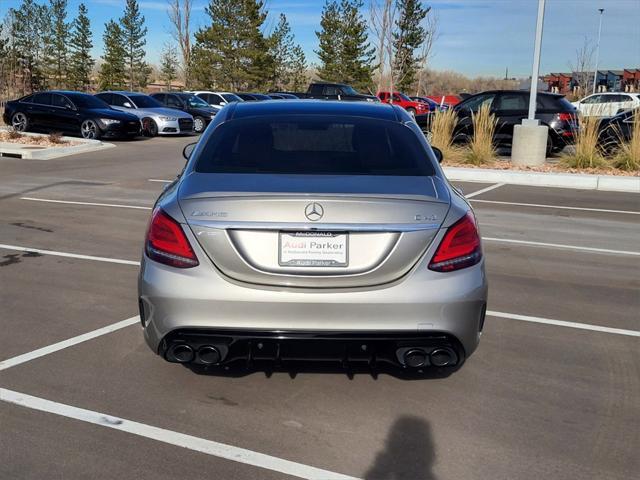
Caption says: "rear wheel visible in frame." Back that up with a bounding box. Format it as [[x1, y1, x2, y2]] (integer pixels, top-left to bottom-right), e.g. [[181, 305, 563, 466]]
[[80, 119, 101, 140], [11, 112, 29, 132], [194, 116, 206, 134], [142, 117, 158, 137]]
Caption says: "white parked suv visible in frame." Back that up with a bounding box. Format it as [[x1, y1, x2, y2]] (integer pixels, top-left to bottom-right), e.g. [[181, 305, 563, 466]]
[[572, 92, 640, 118], [188, 91, 243, 111]]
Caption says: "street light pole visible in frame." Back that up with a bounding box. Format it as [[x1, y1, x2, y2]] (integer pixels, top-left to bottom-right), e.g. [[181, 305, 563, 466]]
[[512, 0, 548, 167], [592, 8, 605, 94], [527, 0, 546, 121]]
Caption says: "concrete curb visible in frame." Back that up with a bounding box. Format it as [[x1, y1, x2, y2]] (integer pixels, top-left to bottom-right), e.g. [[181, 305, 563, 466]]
[[0, 128, 115, 160], [443, 166, 640, 193]]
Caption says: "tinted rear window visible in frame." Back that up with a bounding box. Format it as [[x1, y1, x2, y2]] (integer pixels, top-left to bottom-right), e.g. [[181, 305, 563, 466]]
[[195, 117, 435, 176]]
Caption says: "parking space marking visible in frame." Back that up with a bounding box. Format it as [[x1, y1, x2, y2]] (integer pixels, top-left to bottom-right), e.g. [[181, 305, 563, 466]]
[[21, 197, 151, 210], [148, 179, 172, 183], [483, 237, 640, 257], [0, 388, 360, 480], [487, 311, 640, 337], [471, 198, 640, 215], [465, 183, 506, 199], [0, 244, 140, 266], [0, 317, 140, 371]]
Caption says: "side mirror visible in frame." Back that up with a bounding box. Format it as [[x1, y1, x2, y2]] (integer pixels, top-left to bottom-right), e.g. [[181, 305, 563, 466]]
[[432, 147, 444, 163], [182, 142, 197, 160], [123, 102, 132, 108], [220, 101, 227, 106]]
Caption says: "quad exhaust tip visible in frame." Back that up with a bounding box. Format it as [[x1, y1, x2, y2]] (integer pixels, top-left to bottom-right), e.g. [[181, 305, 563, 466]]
[[170, 344, 195, 363], [197, 345, 221, 365], [402, 347, 456, 368]]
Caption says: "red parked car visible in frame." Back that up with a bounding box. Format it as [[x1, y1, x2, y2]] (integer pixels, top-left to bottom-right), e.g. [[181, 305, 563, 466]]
[[377, 91, 429, 117]]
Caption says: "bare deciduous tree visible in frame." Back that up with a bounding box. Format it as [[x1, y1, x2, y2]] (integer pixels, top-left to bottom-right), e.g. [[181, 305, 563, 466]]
[[415, 11, 438, 96], [568, 37, 595, 97], [370, 0, 395, 94], [167, 0, 192, 88]]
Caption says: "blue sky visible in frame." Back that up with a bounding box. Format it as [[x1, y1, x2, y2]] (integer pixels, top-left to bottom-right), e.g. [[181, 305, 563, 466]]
[[1, 0, 638, 77]]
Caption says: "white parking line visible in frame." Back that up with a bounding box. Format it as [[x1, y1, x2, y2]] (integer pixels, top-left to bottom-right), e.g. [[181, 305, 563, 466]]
[[483, 237, 640, 257], [21, 197, 151, 210], [471, 198, 640, 215], [0, 244, 140, 266], [0, 316, 140, 371], [148, 179, 172, 183], [0, 388, 360, 480], [487, 311, 640, 337], [465, 183, 506, 199]]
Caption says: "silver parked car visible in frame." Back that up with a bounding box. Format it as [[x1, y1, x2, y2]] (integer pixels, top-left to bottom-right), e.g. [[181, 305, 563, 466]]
[[94, 91, 194, 136], [138, 101, 488, 373]]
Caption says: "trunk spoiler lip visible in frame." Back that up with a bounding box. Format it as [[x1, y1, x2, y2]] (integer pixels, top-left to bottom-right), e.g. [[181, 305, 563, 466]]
[[187, 219, 441, 232], [179, 192, 449, 204]]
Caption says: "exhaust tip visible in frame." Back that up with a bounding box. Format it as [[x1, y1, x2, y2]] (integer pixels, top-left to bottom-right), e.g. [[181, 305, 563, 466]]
[[403, 349, 428, 368], [170, 344, 195, 363], [197, 345, 221, 365], [430, 348, 455, 367]]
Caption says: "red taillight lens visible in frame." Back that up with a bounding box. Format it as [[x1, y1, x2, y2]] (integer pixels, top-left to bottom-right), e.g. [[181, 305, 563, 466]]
[[145, 208, 199, 268], [558, 113, 573, 122], [429, 212, 482, 272]]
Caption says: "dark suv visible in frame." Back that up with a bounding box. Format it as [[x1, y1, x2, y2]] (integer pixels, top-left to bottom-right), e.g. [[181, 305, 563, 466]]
[[421, 90, 578, 154], [150, 92, 218, 133]]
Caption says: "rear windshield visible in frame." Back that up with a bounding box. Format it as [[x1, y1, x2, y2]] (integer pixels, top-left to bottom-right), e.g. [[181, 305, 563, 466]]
[[195, 116, 435, 176]]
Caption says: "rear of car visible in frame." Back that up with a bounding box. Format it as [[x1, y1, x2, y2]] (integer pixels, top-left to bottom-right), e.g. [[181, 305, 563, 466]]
[[574, 93, 640, 117], [138, 101, 487, 373], [377, 92, 429, 116], [451, 90, 577, 152]]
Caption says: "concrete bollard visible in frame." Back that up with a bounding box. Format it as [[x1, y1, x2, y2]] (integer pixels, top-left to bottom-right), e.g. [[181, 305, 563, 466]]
[[511, 119, 548, 167]]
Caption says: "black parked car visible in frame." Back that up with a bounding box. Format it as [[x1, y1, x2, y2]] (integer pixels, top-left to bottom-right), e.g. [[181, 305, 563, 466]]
[[235, 93, 272, 101], [302, 82, 378, 102], [3, 91, 141, 139], [149, 92, 218, 133], [597, 108, 637, 154], [417, 90, 578, 154]]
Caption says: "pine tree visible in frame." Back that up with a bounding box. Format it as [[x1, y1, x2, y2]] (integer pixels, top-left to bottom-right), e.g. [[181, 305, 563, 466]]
[[315, 1, 342, 82], [98, 20, 126, 90], [316, 0, 374, 90], [67, 3, 94, 91], [43, 0, 69, 89], [339, 0, 375, 90], [269, 14, 307, 91], [120, 0, 148, 90], [289, 45, 308, 91], [11, 0, 50, 91], [160, 44, 179, 90], [192, 0, 272, 91], [393, 0, 429, 92]]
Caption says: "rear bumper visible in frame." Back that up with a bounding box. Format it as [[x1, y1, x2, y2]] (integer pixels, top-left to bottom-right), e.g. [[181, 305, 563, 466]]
[[139, 250, 488, 365]]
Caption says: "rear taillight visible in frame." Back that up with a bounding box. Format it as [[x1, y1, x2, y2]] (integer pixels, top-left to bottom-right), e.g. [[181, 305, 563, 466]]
[[558, 112, 573, 122], [145, 208, 199, 268], [429, 212, 482, 272]]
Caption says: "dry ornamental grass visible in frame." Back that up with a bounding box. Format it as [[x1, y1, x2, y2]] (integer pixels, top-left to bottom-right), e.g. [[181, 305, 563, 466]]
[[612, 112, 640, 172], [464, 104, 497, 165]]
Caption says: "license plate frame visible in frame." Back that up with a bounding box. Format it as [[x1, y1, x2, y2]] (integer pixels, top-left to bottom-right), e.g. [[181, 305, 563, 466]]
[[278, 231, 349, 267]]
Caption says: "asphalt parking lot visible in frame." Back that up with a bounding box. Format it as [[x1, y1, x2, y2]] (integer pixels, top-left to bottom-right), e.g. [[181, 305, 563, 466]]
[[1, 135, 638, 480]]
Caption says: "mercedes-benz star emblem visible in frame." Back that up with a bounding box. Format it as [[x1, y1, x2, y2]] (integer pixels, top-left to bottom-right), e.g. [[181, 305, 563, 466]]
[[304, 202, 324, 221]]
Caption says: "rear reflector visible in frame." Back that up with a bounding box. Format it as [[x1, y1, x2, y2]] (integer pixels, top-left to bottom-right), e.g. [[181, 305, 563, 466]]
[[429, 212, 482, 272], [145, 208, 199, 268]]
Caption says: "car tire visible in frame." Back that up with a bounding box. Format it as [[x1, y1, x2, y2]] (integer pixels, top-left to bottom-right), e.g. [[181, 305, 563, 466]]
[[80, 119, 101, 140], [193, 116, 206, 134], [11, 112, 29, 132], [143, 118, 158, 137], [406, 108, 416, 118]]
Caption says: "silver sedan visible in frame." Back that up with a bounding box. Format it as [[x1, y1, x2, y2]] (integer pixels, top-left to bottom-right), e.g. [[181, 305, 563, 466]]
[[94, 91, 194, 136], [138, 101, 488, 374]]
